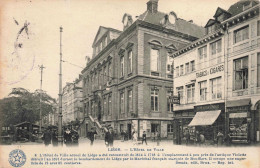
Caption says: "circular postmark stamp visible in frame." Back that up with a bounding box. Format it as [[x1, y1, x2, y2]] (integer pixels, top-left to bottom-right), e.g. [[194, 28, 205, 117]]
[[8, 149, 26, 167]]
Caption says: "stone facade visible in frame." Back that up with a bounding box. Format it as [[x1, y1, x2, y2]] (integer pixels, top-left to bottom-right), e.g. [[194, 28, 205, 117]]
[[81, 0, 204, 139]]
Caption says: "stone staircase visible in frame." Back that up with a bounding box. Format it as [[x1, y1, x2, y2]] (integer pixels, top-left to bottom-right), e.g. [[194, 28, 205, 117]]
[[88, 115, 108, 139]]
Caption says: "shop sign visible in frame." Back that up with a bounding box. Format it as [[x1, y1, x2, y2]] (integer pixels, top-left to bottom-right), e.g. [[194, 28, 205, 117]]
[[168, 95, 180, 104], [226, 106, 249, 112], [194, 103, 224, 112], [229, 112, 249, 118], [196, 64, 224, 78]]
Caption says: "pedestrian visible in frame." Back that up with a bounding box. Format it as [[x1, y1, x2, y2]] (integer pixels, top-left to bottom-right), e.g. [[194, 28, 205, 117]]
[[105, 127, 114, 147], [121, 130, 125, 142], [195, 131, 200, 145], [217, 131, 224, 147], [89, 128, 97, 146], [151, 132, 155, 142], [225, 133, 231, 146], [199, 132, 205, 146], [184, 128, 190, 146], [71, 129, 79, 146], [52, 129, 58, 147], [155, 130, 160, 146], [43, 129, 52, 146], [142, 131, 147, 145], [132, 131, 138, 145], [64, 128, 72, 146]]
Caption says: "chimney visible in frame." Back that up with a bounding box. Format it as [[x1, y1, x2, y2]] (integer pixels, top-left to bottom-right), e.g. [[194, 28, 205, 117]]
[[147, 0, 158, 13]]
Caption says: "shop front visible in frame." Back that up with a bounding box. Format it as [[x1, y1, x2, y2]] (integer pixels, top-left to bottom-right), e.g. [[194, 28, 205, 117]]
[[172, 109, 195, 145], [226, 98, 251, 144], [188, 103, 225, 145]]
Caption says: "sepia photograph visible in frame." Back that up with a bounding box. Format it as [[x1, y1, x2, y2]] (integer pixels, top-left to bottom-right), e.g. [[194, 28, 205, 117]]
[[0, 0, 259, 167]]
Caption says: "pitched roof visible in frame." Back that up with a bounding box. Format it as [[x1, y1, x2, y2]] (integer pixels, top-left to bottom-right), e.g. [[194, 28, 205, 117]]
[[227, 0, 259, 16], [138, 11, 205, 38], [92, 26, 121, 47], [205, 19, 217, 28], [213, 7, 231, 18]]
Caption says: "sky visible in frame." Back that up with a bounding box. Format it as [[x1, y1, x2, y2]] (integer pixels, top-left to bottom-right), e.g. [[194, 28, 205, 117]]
[[0, 0, 239, 99]]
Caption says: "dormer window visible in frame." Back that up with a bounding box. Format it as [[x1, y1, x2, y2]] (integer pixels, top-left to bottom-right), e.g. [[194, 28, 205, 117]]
[[243, 2, 252, 11]]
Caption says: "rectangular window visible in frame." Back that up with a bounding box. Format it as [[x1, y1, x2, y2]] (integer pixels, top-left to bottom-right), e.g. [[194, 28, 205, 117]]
[[103, 97, 107, 115], [176, 86, 184, 104], [191, 61, 195, 72], [234, 56, 248, 90], [167, 54, 173, 74], [210, 40, 222, 56], [151, 49, 159, 72], [103, 66, 107, 84], [151, 88, 159, 111], [120, 92, 124, 114], [108, 62, 112, 81], [257, 20, 260, 36], [128, 50, 133, 74], [167, 124, 173, 133], [185, 62, 190, 74], [234, 25, 249, 44], [175, 66, 179, 77], [104, 36, 107, 47], [127, 90, 133, 113], [100, 42, 103, 51], [199, 81, 207, 101], [258, 53, 260, 87], [167, 90, 173, 112], [180, 65, 184, 76], [211, 77, 222, 100], [186, 84, 195, 103], [198, 46, 207, 61], [120, 56, 124, 77], [108, 94, 112, 115]]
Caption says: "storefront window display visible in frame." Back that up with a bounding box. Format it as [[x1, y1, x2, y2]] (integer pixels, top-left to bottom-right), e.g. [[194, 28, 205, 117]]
[[229, 117, 248, 143]]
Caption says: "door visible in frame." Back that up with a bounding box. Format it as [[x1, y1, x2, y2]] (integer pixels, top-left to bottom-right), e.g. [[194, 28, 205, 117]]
[[127, 124, 132, 139]]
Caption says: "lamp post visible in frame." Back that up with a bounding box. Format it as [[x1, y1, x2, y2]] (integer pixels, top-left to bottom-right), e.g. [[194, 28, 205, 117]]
[[58, 26, 63, 145], [39, 64, 45, 133]]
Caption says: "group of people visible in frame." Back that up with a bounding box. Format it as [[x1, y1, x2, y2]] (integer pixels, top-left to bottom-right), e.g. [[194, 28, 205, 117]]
[[63, 128, 79, 146], [183, 129, 232, 146], [42, 129, 58, 146]]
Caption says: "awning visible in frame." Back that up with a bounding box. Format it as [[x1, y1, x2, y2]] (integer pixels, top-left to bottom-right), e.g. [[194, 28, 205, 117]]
[[226, 98, 251, 107], [188, 110, 221, 126]]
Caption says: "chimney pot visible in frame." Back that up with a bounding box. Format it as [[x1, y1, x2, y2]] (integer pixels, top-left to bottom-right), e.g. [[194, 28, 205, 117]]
[[147, 0, 158, 13]]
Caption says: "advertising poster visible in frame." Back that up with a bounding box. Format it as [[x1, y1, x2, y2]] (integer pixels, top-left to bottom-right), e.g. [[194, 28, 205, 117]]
[[0, 0, 259, 167]]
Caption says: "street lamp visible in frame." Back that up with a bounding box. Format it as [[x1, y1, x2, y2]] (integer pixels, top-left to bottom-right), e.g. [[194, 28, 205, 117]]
[[58, 26, 63, 145]]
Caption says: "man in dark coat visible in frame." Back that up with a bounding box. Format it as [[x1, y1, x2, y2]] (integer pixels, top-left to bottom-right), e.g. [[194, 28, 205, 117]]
[[52, 129, 58, 147], [142, 131, 147, 145], [43, 129, 52, 146], [89, 128, 97, 146], [64, 128, 72, 146], [105, 127, 114, 147]]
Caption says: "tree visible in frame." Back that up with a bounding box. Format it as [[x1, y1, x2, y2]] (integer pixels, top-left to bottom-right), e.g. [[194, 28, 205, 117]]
[[0, 88, 57, 128]]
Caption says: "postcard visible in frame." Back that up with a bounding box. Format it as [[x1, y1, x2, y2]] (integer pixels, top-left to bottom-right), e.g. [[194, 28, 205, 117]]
[[0, 0, 259, 167]]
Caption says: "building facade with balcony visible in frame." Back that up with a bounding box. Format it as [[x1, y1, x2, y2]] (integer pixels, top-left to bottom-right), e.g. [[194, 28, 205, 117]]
[[172, 0, 260, 144], [81, 0, 204, 139]]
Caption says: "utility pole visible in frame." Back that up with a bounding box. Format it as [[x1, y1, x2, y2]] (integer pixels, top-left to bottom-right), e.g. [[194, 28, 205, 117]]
[[39, 64, 45, 133], [58, 26, 63, 145]]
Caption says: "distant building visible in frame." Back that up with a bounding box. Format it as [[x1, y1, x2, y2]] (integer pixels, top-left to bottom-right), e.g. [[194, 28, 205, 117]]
[[62, 77, 83, 128], [81, 0, 204, 139], [172, 0, 259, 144]]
